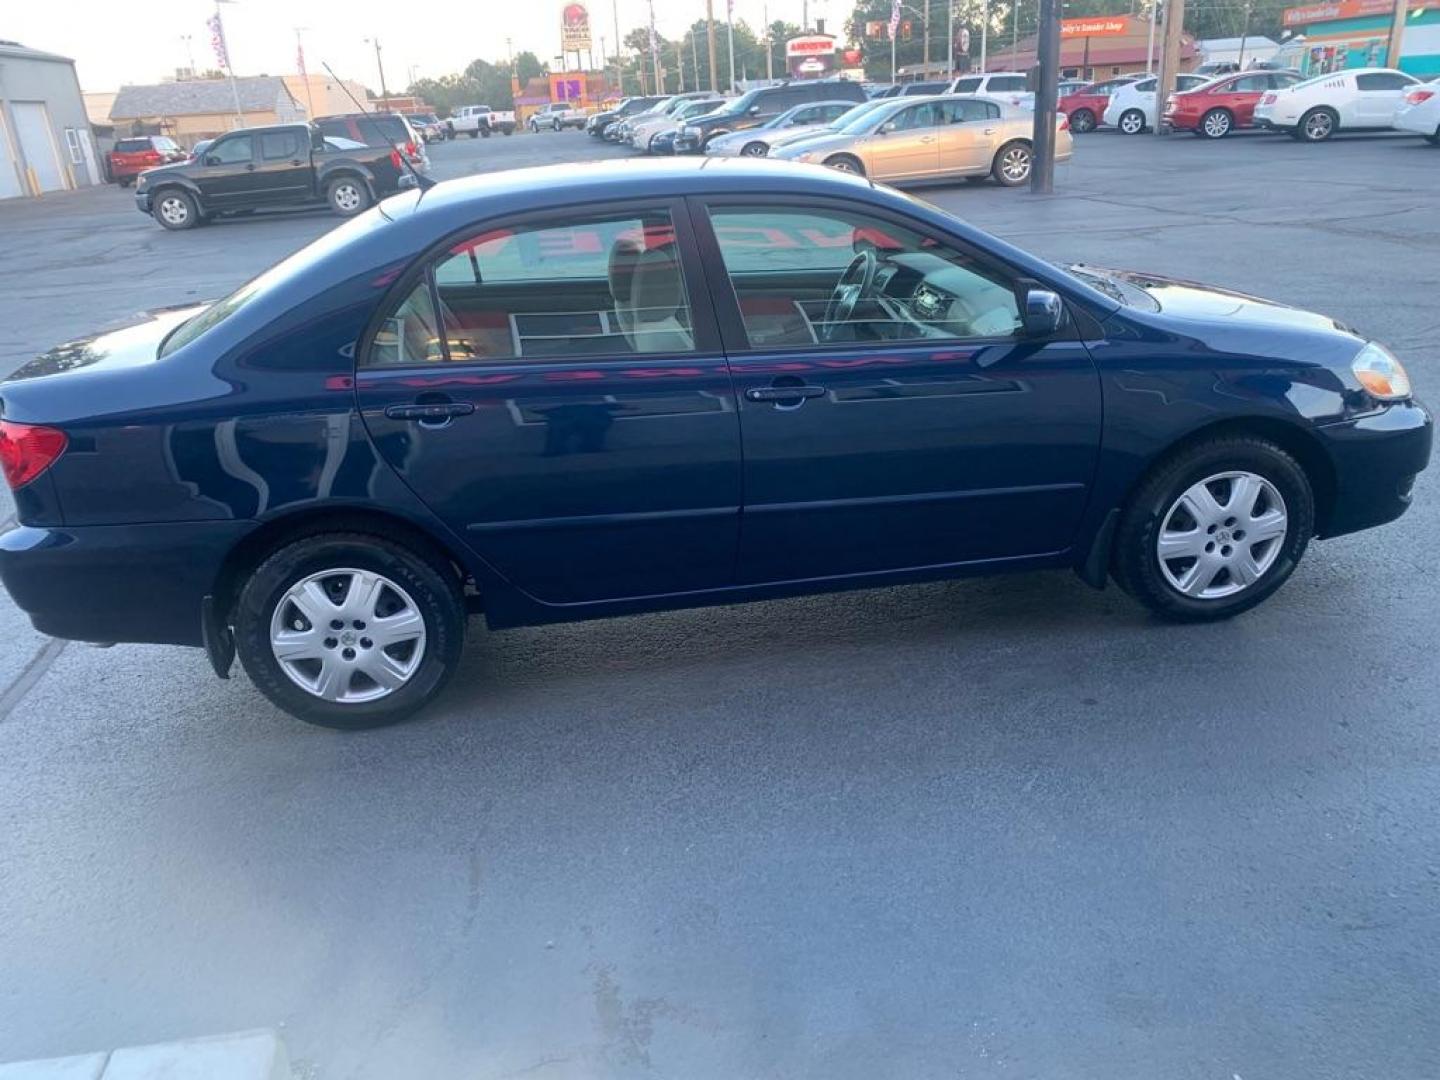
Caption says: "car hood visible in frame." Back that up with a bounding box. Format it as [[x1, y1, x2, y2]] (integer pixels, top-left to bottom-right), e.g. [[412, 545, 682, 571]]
[[6, 304, 209, 384], [136, 160, 194, 183], [772, 131, 862, 158], [1070, 265, 1359, 335]]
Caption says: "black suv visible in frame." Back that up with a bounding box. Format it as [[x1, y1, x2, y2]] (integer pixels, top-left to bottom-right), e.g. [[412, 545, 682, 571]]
[[673, 80, 867, 152], [586, 96, 666, 136], [314, 113, 426, 156]]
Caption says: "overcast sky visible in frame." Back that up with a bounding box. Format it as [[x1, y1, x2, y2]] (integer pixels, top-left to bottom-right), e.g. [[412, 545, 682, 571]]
[[8, 0, 851, 93]]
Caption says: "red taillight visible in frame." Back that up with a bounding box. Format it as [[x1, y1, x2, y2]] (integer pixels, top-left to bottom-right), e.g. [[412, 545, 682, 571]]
[[0, 422, 67, 489], [1059, 114, 1070, 130], [389, 148, 403, 168], [1407, 89, 1436, 104], [144, 151, 162, 163], [406, 140, 418, 157]]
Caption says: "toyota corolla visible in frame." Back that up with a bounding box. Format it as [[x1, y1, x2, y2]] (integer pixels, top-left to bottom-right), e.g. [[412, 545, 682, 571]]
[[0, 160, 1428, 728]]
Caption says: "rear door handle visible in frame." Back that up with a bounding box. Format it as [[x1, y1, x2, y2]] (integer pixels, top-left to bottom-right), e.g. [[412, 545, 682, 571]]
[[745, 385, 825, 403], [384, 402, 475, 421]]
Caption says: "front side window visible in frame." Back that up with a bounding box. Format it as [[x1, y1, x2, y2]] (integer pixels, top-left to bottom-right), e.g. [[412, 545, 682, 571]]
[[1356, 72, 1413, 91], [892, 102, 943, 130], [208, 136, 253, 165], [364, 207, 696, 367], [707, 205, 1024, 349]]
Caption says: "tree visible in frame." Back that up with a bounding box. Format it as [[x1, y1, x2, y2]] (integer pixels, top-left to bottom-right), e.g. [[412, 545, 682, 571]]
[[514, 51, 546, 82]]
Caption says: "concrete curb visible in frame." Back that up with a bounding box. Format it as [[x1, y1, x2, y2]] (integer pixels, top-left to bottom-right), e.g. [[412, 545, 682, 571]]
[[0, 1030, 289, 1080]]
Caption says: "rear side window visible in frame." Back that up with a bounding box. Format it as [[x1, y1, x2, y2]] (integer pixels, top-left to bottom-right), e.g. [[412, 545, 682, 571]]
[[153, 137, 180, 152], [315, 118, 348, 140], [1228, 75, 1270, 92], [365, 206, 697, 366], [947, 99, 1001, 122], [988, 76, 1027, 92], [114, 138, 150, 153], [1356, 72, 1413, 91], [261, 131, 302, 160], [951, 77, 983, 93]]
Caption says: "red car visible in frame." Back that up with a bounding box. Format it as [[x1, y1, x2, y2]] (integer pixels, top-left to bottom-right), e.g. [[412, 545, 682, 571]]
[[1165, 70, 1303, 138], [107, 136, 186, 186], [1058, 75, 1142, 133]]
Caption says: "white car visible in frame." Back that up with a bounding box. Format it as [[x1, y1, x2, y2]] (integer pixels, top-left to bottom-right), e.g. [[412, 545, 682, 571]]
[[948, 71, 1034, 110], [1392, 76, 1440, 143], [1254, 67, 1420, 141], [630, 97, 725, 152], [1104, 73, 1211, 134], [704, 99, 861, 156]]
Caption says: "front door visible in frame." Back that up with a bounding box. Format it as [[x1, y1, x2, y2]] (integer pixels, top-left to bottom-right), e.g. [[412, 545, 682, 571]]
[[355, 199, 742, 605], [935, 98, 1002, 175], [693, 197, 1103, 584], [867, 101, 943, 180], [195, 133, 261, 209]]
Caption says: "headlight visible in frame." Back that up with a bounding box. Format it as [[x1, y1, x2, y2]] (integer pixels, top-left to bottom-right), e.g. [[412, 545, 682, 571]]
[[1352, 342, 1412, 401]]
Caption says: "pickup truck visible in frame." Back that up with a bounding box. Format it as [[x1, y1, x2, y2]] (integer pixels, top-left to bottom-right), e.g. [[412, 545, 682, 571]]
[[133, 122, 421, 230], [448, 105, 517, 138], [528, 102, 585, 131]]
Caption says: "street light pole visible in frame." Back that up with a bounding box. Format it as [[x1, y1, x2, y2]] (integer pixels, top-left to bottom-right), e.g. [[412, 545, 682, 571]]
[[366, 37, 390, 108], [727, 0, 737, 91], [613, 0, 623, 93], [947, 1, 954, 76], [706, 0, 719, 92], [980, 0, 989, 70]]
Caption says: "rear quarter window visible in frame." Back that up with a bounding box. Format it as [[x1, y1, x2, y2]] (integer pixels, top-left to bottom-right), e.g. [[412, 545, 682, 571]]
[[114, 139, 150, 153]]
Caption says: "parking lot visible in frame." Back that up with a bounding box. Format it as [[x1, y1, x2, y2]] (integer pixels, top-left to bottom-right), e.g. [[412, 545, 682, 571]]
[[2, 129, 1439, 1078]]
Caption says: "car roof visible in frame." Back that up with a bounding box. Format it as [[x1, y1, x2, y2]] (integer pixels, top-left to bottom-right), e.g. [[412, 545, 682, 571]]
[[408, 157, 876, 219]]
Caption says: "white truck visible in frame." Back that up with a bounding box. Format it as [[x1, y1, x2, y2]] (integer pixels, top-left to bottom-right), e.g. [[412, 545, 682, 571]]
[[448, 105, 517, 138], [528, 102, 586, 131]]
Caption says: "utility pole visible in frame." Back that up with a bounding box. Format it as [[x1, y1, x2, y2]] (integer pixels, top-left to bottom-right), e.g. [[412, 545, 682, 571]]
[[924, 0, 931, 70], [981, 0, 989, 70], [366, 37, 390, 108], [727, 0, 737, 91], [1386, 0, 1409, 70], [676, 38, 685, 91], [803, 0, 809, 32], [180, 34, 197, 76], [648, 0, 662, 95], [1153, 0, 1185, 136], [692, 29, 701, 89], [1031, 0, 1061, 193], [612, 0, 623, 93], [1146, 0, 1160, 74], [1237, 0, 1252, 67], [706, 0, 719, 91], [947, 0, 954, 75], [765, 1, 774, 80]]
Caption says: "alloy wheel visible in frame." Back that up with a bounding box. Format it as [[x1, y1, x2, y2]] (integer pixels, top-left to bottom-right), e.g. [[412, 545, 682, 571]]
[[269, 568, 427, 703], [158, 196, 189, 226], [741, 142, 768, 157], [1304, 110, 1334, 140], [1156, 471, 1289, 600], [1120, 110, 1145, 134], [1000, 145, 1032, 183], [1203, 110, 1231, 138]]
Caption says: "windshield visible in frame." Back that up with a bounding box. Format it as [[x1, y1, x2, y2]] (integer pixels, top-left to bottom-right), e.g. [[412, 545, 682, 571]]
[[1067, 266, 1162, 311], [832, 99, 894, 133]]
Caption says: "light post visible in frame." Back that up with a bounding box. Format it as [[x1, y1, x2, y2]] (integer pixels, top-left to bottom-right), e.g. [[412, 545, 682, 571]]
[[364, 37, 390, 109]]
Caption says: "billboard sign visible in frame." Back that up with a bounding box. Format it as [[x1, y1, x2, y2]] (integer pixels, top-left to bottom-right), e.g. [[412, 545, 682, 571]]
[[785, 34, 838, 78], [561, 3, 592, 51]]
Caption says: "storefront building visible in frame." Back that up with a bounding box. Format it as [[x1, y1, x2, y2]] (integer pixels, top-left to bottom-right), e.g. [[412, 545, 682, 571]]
[[1282, 0, 1440, 76]]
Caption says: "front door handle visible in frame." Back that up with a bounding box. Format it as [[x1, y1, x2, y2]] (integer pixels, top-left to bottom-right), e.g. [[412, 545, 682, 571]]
[[384, 401, 475, 422], [745, 384, 825, 404]]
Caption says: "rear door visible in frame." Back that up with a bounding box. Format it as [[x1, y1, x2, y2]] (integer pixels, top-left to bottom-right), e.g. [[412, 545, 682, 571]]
[[936, 98, 1002, 174], [253, 129, 311, 203], [692, 196, 1103, 583], [355, 198, 743, 605]]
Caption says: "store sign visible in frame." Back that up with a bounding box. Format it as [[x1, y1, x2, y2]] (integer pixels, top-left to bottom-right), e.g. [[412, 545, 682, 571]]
[[786, 34, 837, 78], [1281, 0, 1439, 24], [786, 34, 838, 57], [561, 3, 591, 50], [1061, 16, 1131, 36]]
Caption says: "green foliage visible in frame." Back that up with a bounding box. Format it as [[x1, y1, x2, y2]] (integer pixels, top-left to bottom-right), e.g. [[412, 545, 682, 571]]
[[406, 53, 550, 117], [611, 18, 803, 94]]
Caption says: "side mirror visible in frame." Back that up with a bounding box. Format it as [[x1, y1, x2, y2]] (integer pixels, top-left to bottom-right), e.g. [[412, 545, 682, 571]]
[[748, 105, 762, 116], [203, 155, 221, 166], [878, 121, 897, 134], [1022, 286, 1064, 336]]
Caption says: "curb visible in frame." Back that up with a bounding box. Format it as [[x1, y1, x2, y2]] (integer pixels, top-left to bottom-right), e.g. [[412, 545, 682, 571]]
[[0, 1030, 289, 1080]]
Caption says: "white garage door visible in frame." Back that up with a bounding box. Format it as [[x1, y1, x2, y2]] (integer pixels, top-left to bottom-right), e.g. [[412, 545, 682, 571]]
[[0, 113, 24, 199], [10, 101, 67, 193]]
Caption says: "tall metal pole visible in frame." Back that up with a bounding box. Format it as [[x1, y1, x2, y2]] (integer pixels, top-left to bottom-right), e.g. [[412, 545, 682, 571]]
[[648, 0, 662, 95], [214, 1, 245, 127], [765, 1, 774, 80], [1385, 0, 1408, 69], [693, 27, 701, 87], [706, 0, 719, 91], [1146, 0, 1160, 74], [892, 25, 898, 83], [370, 38, 390, 107], [676, 38, 685, 91], [980, 0, 989, 69], [727, 1, 737, 91], [947, 0, 954, 75], [613, 0, 623, 93], [1030, 0, 1060, 193], [924, 0, 931, 69]]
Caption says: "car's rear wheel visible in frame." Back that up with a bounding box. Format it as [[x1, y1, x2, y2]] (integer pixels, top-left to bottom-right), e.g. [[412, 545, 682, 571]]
[[326, 176, 370, 217], [1112, 437, 1314, 621], [824, 153, 865, 175], [740, 141, 768, 156], [1200, 108, 1233, 138], [1426, 126, 1440, 146], [1069, 108, 1096, 133], [1299, 107, 1337, 142], [234, 533, 466, 729], [1118, 108, 1146, 135], [992, 140, 1032, 186], [152, 188, 198, 230]]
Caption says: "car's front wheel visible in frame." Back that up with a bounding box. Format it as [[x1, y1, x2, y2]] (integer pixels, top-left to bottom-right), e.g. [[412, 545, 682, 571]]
[[992, 140, 1032, 186], [823, 153, 865, 175], [1069, 108, 1096, 133], [152, 188, 198, 230], [234, 533, 466, 729], [1112, 437, 1314, 621]]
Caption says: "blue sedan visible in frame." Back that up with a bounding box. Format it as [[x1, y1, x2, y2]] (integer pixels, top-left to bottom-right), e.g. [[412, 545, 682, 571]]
[[0, 160, 1429, 728]]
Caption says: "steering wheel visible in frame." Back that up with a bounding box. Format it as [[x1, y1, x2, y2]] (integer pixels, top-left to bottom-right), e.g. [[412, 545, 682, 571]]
[[821, 249, 878, 341]]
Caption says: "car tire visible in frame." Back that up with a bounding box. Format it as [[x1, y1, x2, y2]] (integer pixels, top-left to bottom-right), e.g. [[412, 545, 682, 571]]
[[823, 153, 865, 175], [1069, 108, 1096, 133], [700, 130, 730, 150], [1112, 436, 1314, 622], [991, 140, 1032, 186], [1298, 106, 1337, 142], [740, 141, 768, 156], [1118, 108, 1146, 135], [1200, 108, 1233, 139], [234, 533, 466, 729], [1425, 126, 1440, 145], [326, 176, 371, 217], [152, 188, 199, 230]]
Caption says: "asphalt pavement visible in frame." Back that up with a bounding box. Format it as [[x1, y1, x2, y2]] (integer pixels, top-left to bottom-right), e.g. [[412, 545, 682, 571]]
[[1, 128, 1438, 1079]]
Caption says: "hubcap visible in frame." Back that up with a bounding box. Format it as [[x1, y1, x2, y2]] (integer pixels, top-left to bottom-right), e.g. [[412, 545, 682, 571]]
[[1205, 112, 1229, 136], [1306, 112, 1332, 138], [830, 158, 856, 172], [743, 143, 767, 156], [1121, 112, 1143, 134], [1001, 147, 1031, 181], [334, 184, 361, 211], [1157, 471, 1289, 600], [269, 568, 426, 703], [1073, 112, 1094, 132], [158, 196, 188, 224]]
